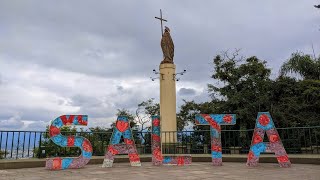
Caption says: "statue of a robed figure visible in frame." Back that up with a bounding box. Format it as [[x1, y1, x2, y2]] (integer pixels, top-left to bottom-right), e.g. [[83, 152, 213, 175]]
[[161, 26, 174, 64]]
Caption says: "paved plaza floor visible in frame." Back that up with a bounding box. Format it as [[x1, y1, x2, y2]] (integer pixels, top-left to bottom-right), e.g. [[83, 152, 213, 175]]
[[0, 162, 319, 180]]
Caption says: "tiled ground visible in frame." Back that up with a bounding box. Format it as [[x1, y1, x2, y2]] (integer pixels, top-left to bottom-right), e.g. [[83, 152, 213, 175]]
[[0, 162, 319, 180]]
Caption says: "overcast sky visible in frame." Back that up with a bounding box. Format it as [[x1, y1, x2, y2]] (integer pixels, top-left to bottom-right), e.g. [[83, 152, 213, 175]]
[[0, 0, 319, 131]]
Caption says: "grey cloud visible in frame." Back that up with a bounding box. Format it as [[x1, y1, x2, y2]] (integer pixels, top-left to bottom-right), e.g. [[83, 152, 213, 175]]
[[26, 121, 47, 131], [0, 107, 68, 125], [114, 97, 141, 111], [178, 88, 196, 96], [70, 95, 115, 118], [0, 0, 162, 79], [177, 89, 210, 109], [71, 95, 102, 107], [0, 115, 25, 130], [117, 86, 124, 91]]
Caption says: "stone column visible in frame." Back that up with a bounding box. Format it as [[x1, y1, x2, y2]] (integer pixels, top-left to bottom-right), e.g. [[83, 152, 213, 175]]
[[159, 63, 177, 144]]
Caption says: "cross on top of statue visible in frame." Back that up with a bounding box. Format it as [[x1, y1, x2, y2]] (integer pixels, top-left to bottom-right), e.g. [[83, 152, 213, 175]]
[[155, 9, 167, 36]]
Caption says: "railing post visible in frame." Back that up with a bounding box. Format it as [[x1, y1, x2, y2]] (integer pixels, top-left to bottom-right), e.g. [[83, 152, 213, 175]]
[[11, 132, 15, 158], [0, 132, 2, 154], [4, 132, 8, 158], [33, 132, 36, 158], [38, 132, 42, 158], [22, 132, 26, 158], [16, 132, 20, 159]]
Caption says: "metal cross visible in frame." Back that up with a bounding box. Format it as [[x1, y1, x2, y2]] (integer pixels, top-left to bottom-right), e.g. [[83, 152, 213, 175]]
[[155, 9, 167, 36]]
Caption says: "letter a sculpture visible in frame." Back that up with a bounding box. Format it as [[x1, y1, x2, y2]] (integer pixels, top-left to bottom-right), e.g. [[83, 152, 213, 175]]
[[102, 116, 141, 167], [247, 112, 291, 168]]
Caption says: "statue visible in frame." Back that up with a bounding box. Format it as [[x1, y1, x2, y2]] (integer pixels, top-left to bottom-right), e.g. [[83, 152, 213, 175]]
[[161, 26, 174, 64]]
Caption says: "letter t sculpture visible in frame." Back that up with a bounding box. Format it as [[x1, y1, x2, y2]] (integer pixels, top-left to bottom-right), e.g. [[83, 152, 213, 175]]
[[195, 114, 236, 166]]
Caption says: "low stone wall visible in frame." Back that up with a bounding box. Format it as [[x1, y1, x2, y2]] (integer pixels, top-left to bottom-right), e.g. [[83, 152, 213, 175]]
[[0, 154, 319, 169]]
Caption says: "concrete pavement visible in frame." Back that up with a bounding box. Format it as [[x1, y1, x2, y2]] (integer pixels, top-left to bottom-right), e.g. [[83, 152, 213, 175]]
[[0, 162, 319, 180]]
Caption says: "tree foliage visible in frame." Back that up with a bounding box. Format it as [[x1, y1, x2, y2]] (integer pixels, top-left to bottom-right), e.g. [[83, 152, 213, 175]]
[[280, 52, 320, 80], [270, 77, 320, 127], [0, 150, 8, 159], [178, 50, 320, 130], [207, 51, 272, 129]]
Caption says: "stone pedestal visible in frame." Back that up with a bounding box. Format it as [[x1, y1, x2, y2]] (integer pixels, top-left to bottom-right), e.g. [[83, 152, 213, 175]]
[[159, 63, 177, 144]]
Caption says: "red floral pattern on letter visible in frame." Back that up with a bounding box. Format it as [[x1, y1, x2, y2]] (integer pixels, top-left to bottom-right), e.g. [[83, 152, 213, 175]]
[[152, 118, 160, 126], [77, 115, 87, 125], [67, 136, 75, 147], [152, 134, 161, 142], [129, 153, 140, 162], [108, 146, 119, 155], [52, 158, 62, 170], [277, 155, 289, 163], [82, 139, 92, 152], [253, 133, 263, 144], [177, 156, 185, 165], [248, 151, 255, 160], [212, 145, 222, 152], [124, 138, 134, 145], [223, 115, 233, 123], [153, 148, 163, 161], [61, 115, 75, 125], [258, 114, 270, 126], [269, 134, 279, 143], [116, 121, 129, 132], [205, 116, 221, 131], [49, 126, 60, 137]]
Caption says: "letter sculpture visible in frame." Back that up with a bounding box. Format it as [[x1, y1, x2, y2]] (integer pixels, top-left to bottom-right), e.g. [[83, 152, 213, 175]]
[[46, 115, 92, 170], [247, 112, 291, 168], [195, 114, 236, 166], [151, 115, 192, 165], [102, 116, 141, 167]]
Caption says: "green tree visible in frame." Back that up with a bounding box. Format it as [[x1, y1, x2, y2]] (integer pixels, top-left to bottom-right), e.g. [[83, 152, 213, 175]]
[[208, 51, 272, 129], [270, 77, 320, 127], [274, 51, 320, 127], [87, 126, 111, 156], [280, 52, 320, 80], [176, 50, 320, 153], [0, 150, 8, 159], [178, 50, 320, 129]]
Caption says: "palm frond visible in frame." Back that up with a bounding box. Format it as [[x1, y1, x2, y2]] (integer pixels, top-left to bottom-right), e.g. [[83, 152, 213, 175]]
[[280, 52, 320, 80]]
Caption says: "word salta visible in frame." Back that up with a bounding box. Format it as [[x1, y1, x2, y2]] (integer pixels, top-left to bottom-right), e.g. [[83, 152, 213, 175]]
[[47, 112, 291, 170]]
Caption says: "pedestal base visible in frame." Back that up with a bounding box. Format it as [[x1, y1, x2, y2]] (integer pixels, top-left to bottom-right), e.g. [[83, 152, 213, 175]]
[[161, 143, 190, 154]]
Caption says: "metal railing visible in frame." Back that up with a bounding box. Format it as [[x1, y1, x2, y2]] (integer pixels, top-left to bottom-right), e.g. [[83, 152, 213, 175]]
[[0, 131, 43, 159], [0, 126, 320, 159]]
